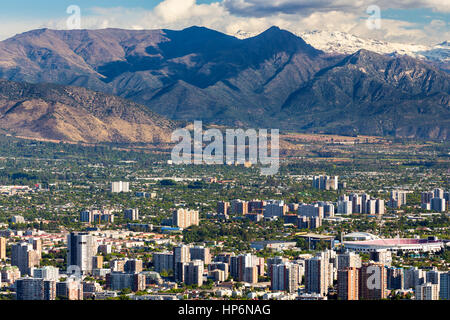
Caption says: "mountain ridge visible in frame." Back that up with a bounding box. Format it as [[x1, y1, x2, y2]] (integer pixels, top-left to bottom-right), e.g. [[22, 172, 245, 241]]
[[0, 26, 448, 141]]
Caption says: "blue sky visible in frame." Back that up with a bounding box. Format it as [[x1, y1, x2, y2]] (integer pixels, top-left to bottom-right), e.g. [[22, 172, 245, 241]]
[[0, 0, 448, 45]]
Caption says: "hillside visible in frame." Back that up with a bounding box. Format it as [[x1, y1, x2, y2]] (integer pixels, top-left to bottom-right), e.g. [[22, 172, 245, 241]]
[[0, 79, 175, 143]]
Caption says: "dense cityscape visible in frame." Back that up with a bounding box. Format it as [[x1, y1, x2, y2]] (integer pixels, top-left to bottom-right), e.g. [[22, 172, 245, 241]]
[[0, 135, 448, 301]]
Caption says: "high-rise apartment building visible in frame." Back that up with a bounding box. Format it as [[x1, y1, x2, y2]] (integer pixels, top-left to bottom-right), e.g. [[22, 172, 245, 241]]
[[11, 242, 40, 275], [313, 175, 339, 191], [0, 237, 6, 261], [389, 190, 407, 208], [271, 262, 299, 293], [111, 181, 130, 193], [56, 278, 84, 300], [16, 278, 56, 300], [337, 252, 362, 270], [106, 272, 145, 292], [359, 263, 387, 300], [337, 267, 359, 300], [172, 209, 199, 229], [124, 208, 139, 221], [32, 266, 59, 281], [264, 200, 286, 218], [153, 252, 174, 273], [190, 246, 211, 265], [305, 255, 329, 296], [173, 245, 191, 282], [217, 201, 230, 215], [416, 282, 439, 300], [183, 260, 204, 287], [439, 272, 450, 300], [230, 199, 248, 215]]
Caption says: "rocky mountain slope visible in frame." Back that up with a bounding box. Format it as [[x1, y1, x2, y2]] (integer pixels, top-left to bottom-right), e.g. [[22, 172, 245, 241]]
[[0, 79, 175, 143]]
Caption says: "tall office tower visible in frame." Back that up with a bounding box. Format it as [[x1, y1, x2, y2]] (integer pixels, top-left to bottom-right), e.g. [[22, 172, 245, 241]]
[[421, 192, 434, 205], [248, 200, 266, 214], [56, 278, 84, 300], [337, 252, 362, 270], [440, 272, 450, 300], [173, 245, 191, 282], [370, 249, 392, 267], [359, 263, 387, 300], [434, 188, 445, 199], [305, 256, 329, 296], [190, 246, 211, 265], [208, 262, 229, 280], [172, 209, 199, 229], [16, 278, 56, 300], [404, 267, 425, 289], [32, 266, 59, 281], [153, 252, 174, 273], [92, 256, 104, 269], [231, 199, 248, 215], [124, 259, 143, 273], [416, 283, 439, 300], [184, 260, 204, 287], [337, 267, 359, 300], [271, 263, 299, 293], [426, 269, 441, 286], [0, 237, 6, 261], [11, 242, 40, 275], [431, 197, 446, 212], [217, 201, 230, 215], [264, 200, 286, 218], [376, 199, 385, 215], [387, 267, 404, 290], [111, 181, 130, 193], [67, 232, 97, 274], [124, 208, 139, 221], [389, 190, 407, 208]]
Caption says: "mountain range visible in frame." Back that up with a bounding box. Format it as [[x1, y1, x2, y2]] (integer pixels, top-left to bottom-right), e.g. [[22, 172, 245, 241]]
[[0, 26, 448, 142]]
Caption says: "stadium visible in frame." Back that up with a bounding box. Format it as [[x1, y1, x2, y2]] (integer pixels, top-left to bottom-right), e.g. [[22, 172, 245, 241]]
[[343, 233, 444, 253]]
